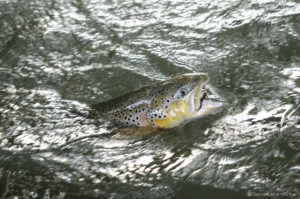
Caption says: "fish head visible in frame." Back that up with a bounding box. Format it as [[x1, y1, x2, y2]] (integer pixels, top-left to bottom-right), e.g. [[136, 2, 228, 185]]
[[149, 73, 223, 128]]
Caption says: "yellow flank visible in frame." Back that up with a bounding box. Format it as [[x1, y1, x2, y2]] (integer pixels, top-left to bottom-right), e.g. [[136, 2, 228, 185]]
[[153, 100, 190, 128]]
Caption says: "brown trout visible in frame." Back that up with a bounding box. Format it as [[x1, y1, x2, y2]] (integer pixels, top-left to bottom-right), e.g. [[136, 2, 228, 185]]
[[91, 73, 223, 130]]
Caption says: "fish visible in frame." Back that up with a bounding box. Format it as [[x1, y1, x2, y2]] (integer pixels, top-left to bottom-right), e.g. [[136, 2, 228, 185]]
[[91, 73, 223, 130]]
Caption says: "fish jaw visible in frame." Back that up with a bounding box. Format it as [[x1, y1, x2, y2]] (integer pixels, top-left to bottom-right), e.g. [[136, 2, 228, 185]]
[[195, 100, 224, 117], [190, 78, 224, 118], [192, 75, 209, 112]]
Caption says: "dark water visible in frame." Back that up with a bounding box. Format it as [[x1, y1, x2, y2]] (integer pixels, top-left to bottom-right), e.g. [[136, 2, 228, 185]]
[[1, 0, 300, 198]]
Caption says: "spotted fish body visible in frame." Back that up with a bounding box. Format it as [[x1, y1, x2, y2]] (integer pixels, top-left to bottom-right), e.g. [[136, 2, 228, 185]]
[[92, 73, 223, 129]]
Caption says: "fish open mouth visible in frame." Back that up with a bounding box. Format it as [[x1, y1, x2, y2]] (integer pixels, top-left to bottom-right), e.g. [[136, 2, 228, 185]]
[[196, 96, 223, 116], [190, 78, 223, 116]]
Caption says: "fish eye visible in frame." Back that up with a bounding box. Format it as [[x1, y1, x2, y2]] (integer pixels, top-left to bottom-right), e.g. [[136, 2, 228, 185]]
[[181, 90, 186, 96]]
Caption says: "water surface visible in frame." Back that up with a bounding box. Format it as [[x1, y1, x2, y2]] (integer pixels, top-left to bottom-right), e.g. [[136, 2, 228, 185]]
[[0, 0, 299, 198]]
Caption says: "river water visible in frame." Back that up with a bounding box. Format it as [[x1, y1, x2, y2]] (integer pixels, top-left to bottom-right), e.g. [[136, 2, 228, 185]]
[[0, 0, 299, 198]]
